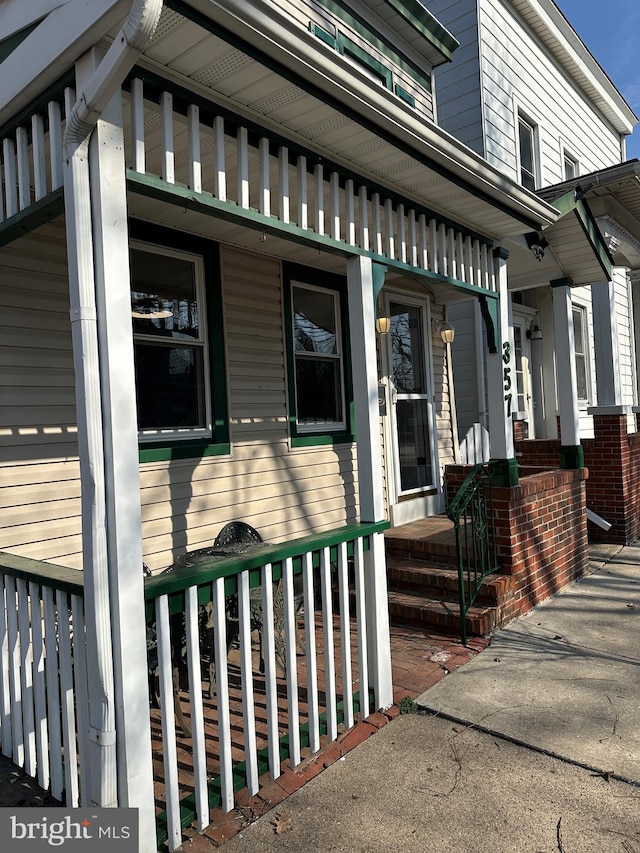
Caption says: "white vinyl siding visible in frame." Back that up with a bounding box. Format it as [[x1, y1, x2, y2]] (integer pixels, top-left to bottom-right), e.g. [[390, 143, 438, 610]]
[[424, 0, 485, 152], [478, 0, 622, 183], [137, 246, 360, 570], [0, 232, 360, 571], [0, 220, 83, 567]]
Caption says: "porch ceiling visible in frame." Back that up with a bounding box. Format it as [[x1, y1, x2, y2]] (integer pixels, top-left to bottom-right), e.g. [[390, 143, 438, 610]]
[[113, 1, 558, 242]]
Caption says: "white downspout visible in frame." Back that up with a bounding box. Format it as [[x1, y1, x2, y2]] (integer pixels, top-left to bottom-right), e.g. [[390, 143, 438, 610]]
[[62, 0, 162, 821]]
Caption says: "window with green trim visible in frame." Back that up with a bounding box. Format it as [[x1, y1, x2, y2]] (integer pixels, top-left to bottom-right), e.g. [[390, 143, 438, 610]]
[[129, 222, 229, 459], [284, 264, 353, 445]]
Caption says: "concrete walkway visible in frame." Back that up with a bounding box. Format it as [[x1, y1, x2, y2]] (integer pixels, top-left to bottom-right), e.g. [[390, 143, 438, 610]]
[[219, 544, 640, 853]]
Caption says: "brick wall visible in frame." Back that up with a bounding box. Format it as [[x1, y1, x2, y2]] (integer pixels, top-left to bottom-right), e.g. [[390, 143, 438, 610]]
[[445, 465, 589, 626], [513, 415, 640, 545], [492, 469, 588, 623]]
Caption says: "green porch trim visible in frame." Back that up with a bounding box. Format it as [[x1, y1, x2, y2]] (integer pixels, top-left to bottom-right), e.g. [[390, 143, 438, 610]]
[[0, 551, 84, 597], [0, 189, 64, 249], [153, 688, 375, 846], [545, 188, 613, 282], [478, 294, 499, 354], [560, 445, 585, 470], [488, 458, 519, 487], [573, 200, 613, 281], [126, 170, 500, 302], [373, 261, 388, 312], [550, 277, 574, 288], [144, 520, 389, 615], [158, 4, 541, 232], [383, 0, 459, 60], [0, 21, 41, 65], [394, 84, 416, 107]]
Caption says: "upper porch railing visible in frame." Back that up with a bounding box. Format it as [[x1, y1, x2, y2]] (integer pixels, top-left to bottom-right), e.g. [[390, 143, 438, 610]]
[[0, 75, 496, 294]]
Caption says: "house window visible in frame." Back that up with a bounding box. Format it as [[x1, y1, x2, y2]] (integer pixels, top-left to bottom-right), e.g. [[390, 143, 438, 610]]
[[563, 151, 579, 181], [572, 305, 591, 403], [284, 264, 353, 446], [129, 223, 229, 460], [518, 114, 538, 190]]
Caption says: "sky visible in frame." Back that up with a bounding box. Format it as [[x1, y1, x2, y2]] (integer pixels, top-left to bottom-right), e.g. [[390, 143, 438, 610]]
[[554, 0, 640, 159]]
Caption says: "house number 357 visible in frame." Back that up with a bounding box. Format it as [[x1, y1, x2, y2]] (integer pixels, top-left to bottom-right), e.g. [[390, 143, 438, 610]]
[[502, 341, 512, 416]]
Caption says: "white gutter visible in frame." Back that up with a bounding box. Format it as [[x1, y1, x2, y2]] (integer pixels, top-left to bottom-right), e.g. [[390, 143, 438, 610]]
[[62, 0, 162, 820]]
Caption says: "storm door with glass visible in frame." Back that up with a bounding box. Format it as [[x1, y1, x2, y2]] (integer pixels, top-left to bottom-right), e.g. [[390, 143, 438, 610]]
[[387, 299, 436, 496]]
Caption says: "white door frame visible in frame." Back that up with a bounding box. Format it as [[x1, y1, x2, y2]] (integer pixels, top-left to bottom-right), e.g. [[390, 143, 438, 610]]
[[512, 305, 537, 438], [381, 290, 443, 525]]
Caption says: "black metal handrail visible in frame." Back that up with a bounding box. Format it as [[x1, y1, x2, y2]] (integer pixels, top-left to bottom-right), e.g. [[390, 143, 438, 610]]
[[447, 464, 499, 644]]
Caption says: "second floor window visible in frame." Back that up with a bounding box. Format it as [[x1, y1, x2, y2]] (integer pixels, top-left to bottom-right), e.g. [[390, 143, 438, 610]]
[[518, 114, 537, 191]]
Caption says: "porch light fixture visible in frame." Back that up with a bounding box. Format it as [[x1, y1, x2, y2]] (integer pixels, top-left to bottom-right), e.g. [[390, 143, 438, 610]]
[[432, 318, 455, 344], [527, 323, 543, 341], [375, 315, 391, 334], [525, 231, 549, 262]]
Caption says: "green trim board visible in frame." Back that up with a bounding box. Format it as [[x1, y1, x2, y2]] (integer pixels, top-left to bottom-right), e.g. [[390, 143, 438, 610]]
[[282, 261, 356, 445], [544, 188, 613, 281], [126, 170, 500, 304], [0, 188, 64, 249], [560, 445, 585, 470], [159, 3, 542, 233], [0, 551, 84, 597], [128, 219, 230, 458], [337, 33, 393, 89], [383, 0, 459, 60], [144, 520, 390, 617], [0, 21, 41, 65], [478, 294, 499, 353], [573, 200, 613, 281]]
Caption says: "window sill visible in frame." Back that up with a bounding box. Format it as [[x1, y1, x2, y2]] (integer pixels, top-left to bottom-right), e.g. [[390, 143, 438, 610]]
[[139, 441, 231, 463], [291, 433, 355, 448]]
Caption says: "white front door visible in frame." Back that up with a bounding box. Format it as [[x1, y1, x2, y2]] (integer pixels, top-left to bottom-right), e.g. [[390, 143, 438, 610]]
[[384, 295, 440, 524], [512, 313, 535, 437]]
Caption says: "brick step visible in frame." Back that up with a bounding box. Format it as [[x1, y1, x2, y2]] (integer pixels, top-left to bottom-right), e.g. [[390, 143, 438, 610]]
[[387, 588, 497, 638], [384, 533, 458, 565], [387, 556, 514, 606]]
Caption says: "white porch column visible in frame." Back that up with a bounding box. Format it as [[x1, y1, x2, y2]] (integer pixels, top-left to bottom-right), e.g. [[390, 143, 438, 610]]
[[551, 278, 584, 468], [63, 52, 117, 812], [485, 247, 518, 485], [346, 256, 392, 710], [89, 88, 156, 838], [592, 279, 622, 406]]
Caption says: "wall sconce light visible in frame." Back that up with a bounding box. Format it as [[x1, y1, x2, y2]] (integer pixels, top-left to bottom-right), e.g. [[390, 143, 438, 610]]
[[526, 323, 543, 341], [432, 318, 455, 344], [525, 231, 549, 262], [375, 316, 391, 334]]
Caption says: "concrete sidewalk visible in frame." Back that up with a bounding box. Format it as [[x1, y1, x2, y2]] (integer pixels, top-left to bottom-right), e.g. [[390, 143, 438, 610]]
[[219, 544, 640, 853]]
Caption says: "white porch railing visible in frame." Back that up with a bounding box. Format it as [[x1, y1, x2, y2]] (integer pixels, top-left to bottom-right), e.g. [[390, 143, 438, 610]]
[[0, 88, 70, 221], [0, 77, 496, 293], [0, 553, 87, 806], [144, 521, 389, 851], [121, 75, 495, 290]]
